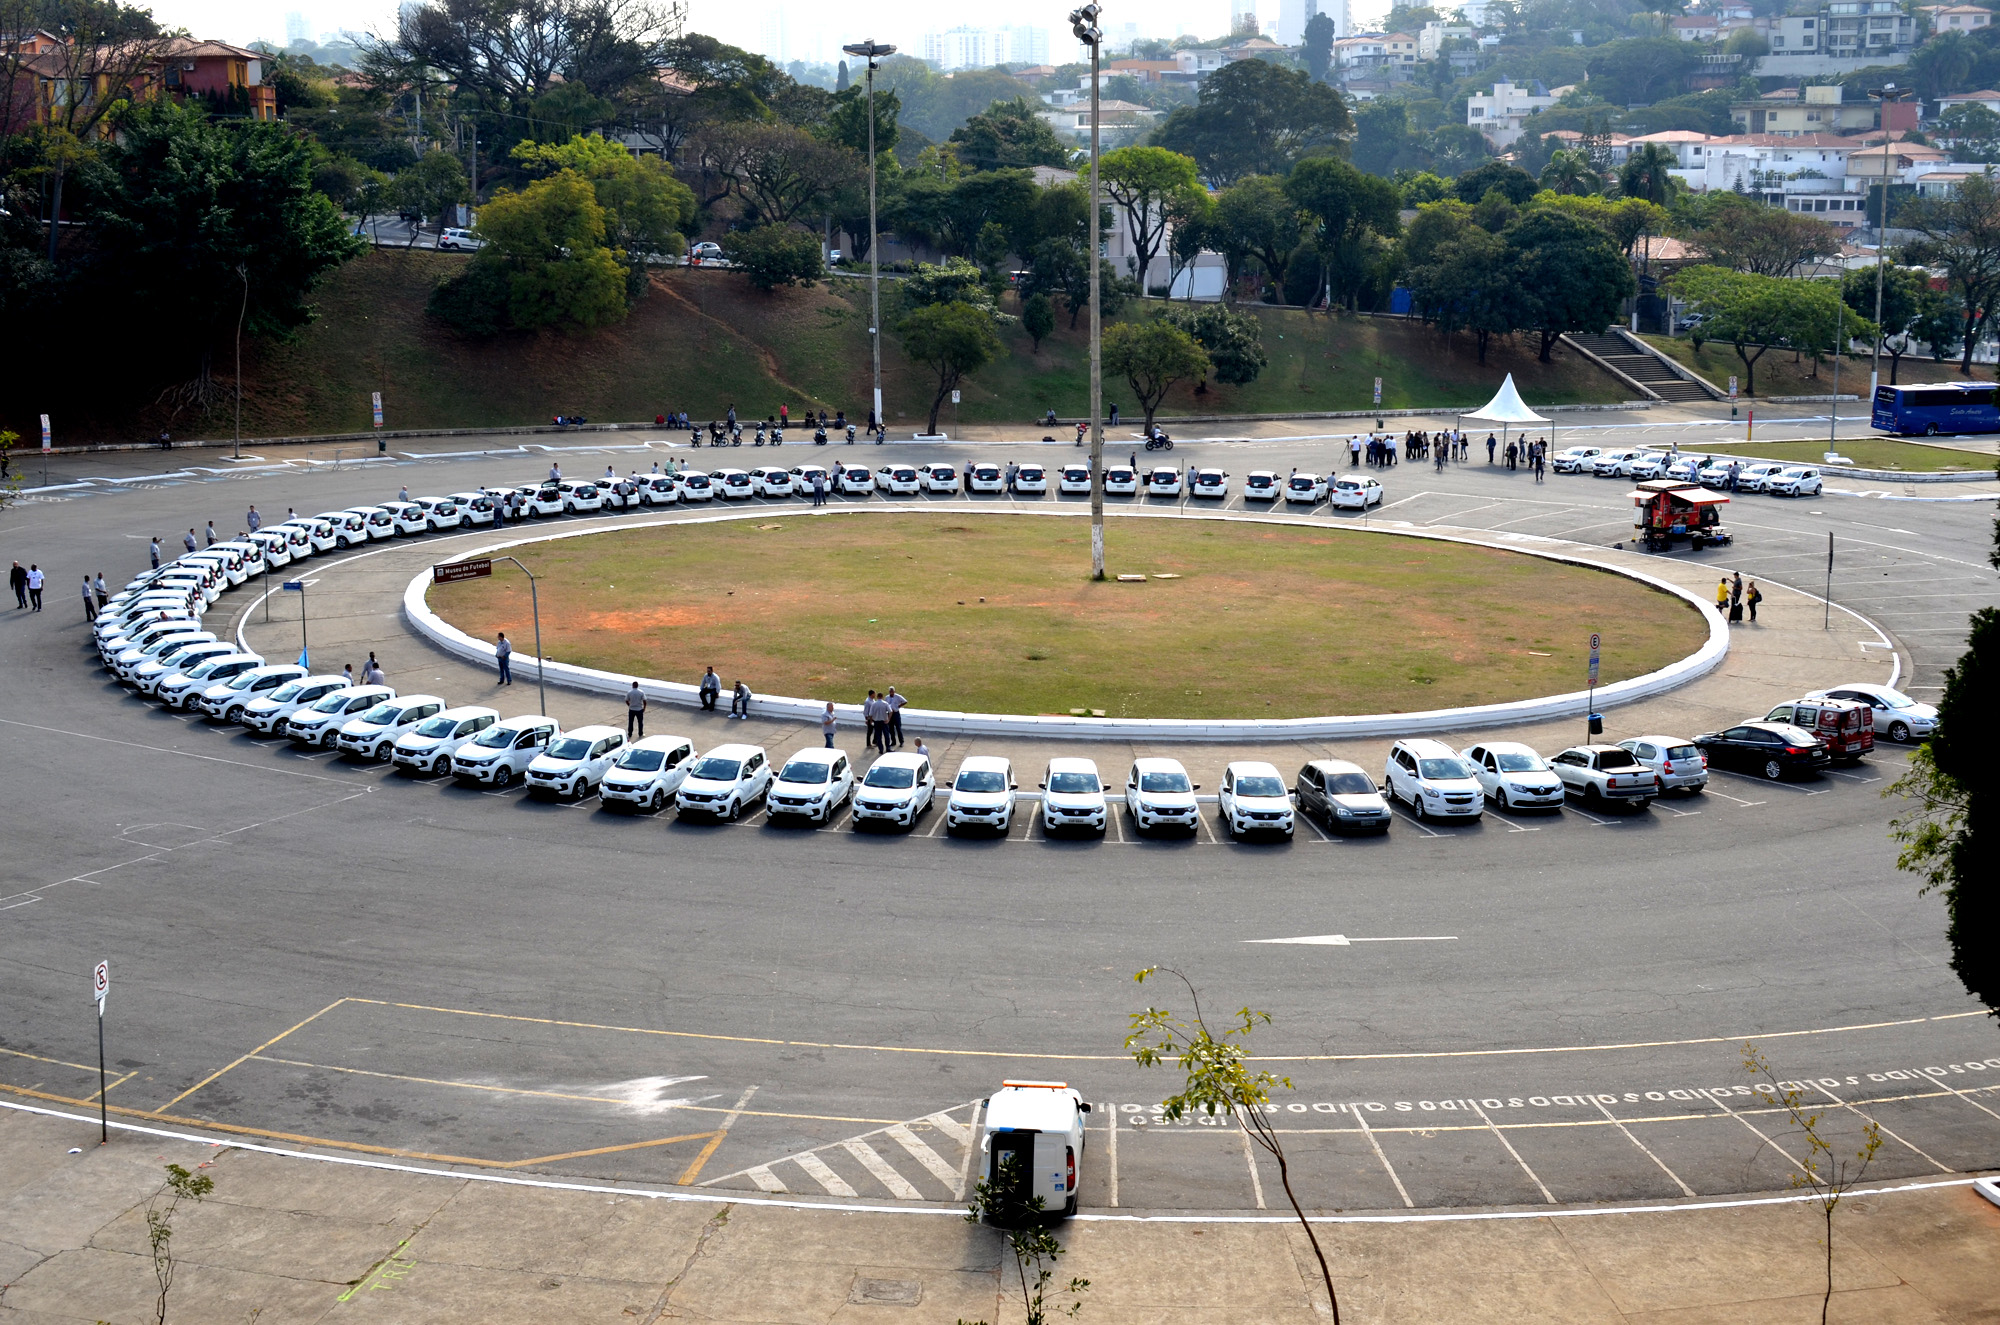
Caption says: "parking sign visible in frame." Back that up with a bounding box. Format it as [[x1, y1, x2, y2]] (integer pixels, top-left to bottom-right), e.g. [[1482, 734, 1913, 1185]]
[[40, 414, 50, 453], [1588, 633, 1601, 685], [371, 391, 383, 428], [1373, 377, 1382, 405], [93, 960, 108, 1011]]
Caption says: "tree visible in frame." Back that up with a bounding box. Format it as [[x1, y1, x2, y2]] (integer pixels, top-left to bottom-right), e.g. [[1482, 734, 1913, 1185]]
[[948, 97, 1074, 171], [1841, 265, 1931, 385], [1507, 208, 1636, 362], [1127, 968, 1340, 1324], [694, 121, 862, 224], [1907, 28, 1976, 102], [961, 1159, 1089, 1325], [1163, 188, 1215, 300], [822, 81, 901, 160], [472, 169, 629, 328], [1665, 266, 1871, 394], [515, 132, 696, 296], [1098, 145, 1202, 294], [390, 149, 471, 242], [898, 301, 1003, 434], [1025, 240, 1128, 328], [147, 1162, 214, 1325], [1351, 100, 1415, 178], [1691, 197, 1838, 278], [367, 0, 679, 109], [1397, 170, 1452, 205], [1900, 171, 2000, 374], [1103, 318, 1211, 435], [1582, 36, 1701, 106], [1301, 10, 1337, 83], [1160, 302, 1268, 386], [901, 255, 1002, 318], [1619, 142, 1676, 205], [1285, 157, 1402, 310], [1214, 175, 1301, 299], [1409, 225, 1528, 362], [721, 223, 824, 291], [1934, 104, 2000, 164], [1150, 59, 1352, 188], [1453, 160, 1537, 206], [1022, 291, 1055, 351], [1538, 150, 1602, 197]]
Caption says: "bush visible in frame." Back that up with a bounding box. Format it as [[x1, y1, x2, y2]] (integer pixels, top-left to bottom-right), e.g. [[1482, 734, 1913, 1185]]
[[1022, 292, 1055, 351], [721, 225, 824, 292], [1160, 303, 1268, 386], [426, 260, 512, 337], [1282, 247, 1322, 307]]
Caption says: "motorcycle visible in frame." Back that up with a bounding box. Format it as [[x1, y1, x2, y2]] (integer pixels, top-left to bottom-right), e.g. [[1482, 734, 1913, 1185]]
[[1144, 431, 1173, 452], [813, 427, 827, 445], [843, 426, 854, 444], [753, 423, 767, 447]]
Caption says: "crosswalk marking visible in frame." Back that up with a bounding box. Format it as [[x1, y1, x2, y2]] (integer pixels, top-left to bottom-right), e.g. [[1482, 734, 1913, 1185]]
[[888, 1124, 960, 1187], [746, 1165, 786, 1192], [842, 1140, 920, 1198], [794, 1152, 857, 1197], [923, 1110, 970, 1146]]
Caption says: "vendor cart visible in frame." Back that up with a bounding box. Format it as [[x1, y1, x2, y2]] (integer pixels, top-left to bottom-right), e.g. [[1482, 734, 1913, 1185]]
[[1631, 480, 1732, 552]]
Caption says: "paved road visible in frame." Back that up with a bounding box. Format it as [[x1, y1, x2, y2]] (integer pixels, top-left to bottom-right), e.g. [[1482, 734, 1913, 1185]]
[[2, 421, 1995, 1213]]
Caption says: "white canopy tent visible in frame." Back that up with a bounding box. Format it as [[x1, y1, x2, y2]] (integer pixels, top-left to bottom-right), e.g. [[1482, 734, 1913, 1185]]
[[1458, 374, 1555, 463]]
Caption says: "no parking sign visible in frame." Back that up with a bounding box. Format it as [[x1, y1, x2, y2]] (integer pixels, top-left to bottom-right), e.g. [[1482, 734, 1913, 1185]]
[[1588, 632, 1601, 685]]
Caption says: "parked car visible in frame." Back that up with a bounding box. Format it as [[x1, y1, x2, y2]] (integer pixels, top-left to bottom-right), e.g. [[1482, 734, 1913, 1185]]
[[438, 227, 484, 251], [1763, 696, 1873, 763], [1243, 470, 1280, 501], [675, 743, 773, 820], [1591, 449, 1642, 477], [412, 498, 464, 531], [945, 755, 1017, 834], [1766, 465, 1824, 497], [158, 652, 265, 710], [445, 492, 497, 525], [1039, 758, 1107, 835], [599, 734, 699, 811], [876, 464, 922, 495], [389, 705, 501, 776], [448, 715, 559, 786], [836, 463, 876, 496], [1384, 739, 1482, 822], [1623, 451, 1670, 480], [377, 501, 428, 536], [1551, 446, 1603, 473], [968, 462, 1005, 494], [1189, 468, 1230, 498], [678, 470, 715, 502], [1284, 473, 1326, 504], [286, 684, 397, 747], [1802, 683, 1935, 742], [1146, 466, 1184, 497], [336, 694, 446, 760], [239, 674, 350, 735], [979, 1080, 1090, 1220], [1058, 464, 1094, 495], [1735, 462, 1786, 493], [524, 723, 627, 798], [1693, 722, 1830, 781], [1012, 463, 1049, 494], [1293, 759, 1390, 833], [1549, 744, 1660, 810], [765, 747, 855, 823], [1329, 476, 1383, 509], [1614, 734, 1708, 794], [1124, 757, 1200, 834], [714, 469, 755, 500], [132, 640, 232, 694], [1218, 761, 1294, 839], [1102, 466, 1138, 496], [788, 465, 830, 497], [314, 511, 370, 547], [639, 475, 681, 506], [852, 751, 936, 829], [750, 467, 796, 497], [921, 463, 962, 494], [1459, 741, 1566, 810]]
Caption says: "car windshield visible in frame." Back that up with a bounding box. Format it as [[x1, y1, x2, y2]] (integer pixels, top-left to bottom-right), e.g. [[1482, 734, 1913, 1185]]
[[1873, 688, 1914, 707], [1235, 775, 1285, 798], [1596, 750, 1638, 768], [1197, 472, 1222, 482], [1049, 771, 1100, 794], [546, 737, 593, 760], [1140, 771, 1190, 793], [414, 716, 458, 738], [473, 726, 519, 748], [1666, 744, 1701, 760], [357, 702, 400, 725], [617, 748, 667, 772], [223, 671, 261, 691], [1326, 772, 1376, 795], [1289, 477, 1312, 487], [310, 692, 352, 713], [956, 770, 1006, 793], [184, 660, 223, 679], [1495, 752, 1545, 772], [1418, 757, 1473, 780], [690, 756, 741, 781], [780, 760, 831, 783], [270, 682, 306, 702], [864, 765, 916, 789]]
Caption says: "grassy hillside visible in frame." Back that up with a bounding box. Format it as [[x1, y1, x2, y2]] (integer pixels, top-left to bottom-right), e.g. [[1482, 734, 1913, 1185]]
[[119, 250, 1626, 443], [1641, 334, 1995, 399]]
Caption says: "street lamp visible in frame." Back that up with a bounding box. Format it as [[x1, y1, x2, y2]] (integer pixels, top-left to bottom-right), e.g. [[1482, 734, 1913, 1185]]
[[1867, 82, 1908, 403], [842, 39, 897, 439], [233, 263, 248, 460], [1070, 3, 1106, 579]]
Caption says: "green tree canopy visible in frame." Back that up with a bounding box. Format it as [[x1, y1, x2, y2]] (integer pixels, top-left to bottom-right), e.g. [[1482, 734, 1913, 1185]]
[[1160, 302, 1268, 386], [897, 300, 1004, 434], [1150, 59, 1353, 188], [720, 223, 824, 291], [470, 169, 629, 329], [1284, 157, 1402, 310], [1684, 192, 1838, 278], [1214, 174, 1302, 296], [1666, 265, 1874, 394], [947, 98, 1074, 172], [1453, 160, 1537, 206], [1099, 145, 1203, 294], [1899, 171, 2000, 375], [1841, 265, 1943, 385], [1507, 208, 1639, 363], [1103, 318, 1211, 434]]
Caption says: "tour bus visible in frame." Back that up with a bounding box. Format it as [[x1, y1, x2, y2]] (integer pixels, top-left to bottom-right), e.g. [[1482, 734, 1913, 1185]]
[[1872, 382, 2000, 436]]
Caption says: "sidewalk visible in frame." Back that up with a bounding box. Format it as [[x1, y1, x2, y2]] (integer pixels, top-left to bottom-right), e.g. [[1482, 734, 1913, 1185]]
[[3, 1105, 1995, 1323]]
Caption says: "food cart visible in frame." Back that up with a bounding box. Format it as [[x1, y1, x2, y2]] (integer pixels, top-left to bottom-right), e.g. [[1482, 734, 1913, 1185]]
[[1631, 480, 1732, 552]]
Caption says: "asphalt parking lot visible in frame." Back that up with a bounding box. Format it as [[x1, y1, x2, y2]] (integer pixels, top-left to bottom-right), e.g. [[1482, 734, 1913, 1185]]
[[4, 413, 1995, 1214]]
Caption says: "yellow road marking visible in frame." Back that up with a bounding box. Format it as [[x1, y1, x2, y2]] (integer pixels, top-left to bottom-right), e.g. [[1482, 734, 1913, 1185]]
[[678, 1085, 760, 1185], [0, 1044, 104, 1075], [503, 1133, 719, 1169], [84, 1070, 137, 1102], [157, 998, 348, 1112]]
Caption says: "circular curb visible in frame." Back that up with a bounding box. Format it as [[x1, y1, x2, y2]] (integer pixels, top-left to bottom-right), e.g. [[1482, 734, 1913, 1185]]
[[401, 505, 1730, 742]]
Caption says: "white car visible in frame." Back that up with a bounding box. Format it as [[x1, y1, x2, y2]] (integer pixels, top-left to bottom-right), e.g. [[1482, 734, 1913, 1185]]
[[714, 469, 755, 500], [287, 684, 397, 747], [1615, 734, 1709, 793], [1736, 462, 1786, 493], [258, 525, 313, 561], [1459, 741, 1566, 810], [554, 480, 603, 512], [1102, 466, 1138, 496], [837, 464, 876, 496], [158, 653, 265, 710], [852, 751, 936, 829], [439, 227, 483, 251], [105, 616, 204, 664], [1012, 463, 1048, 494], [1552, 446, 1603, 474], [313, 511, 370, 547], [751, 467, 796, 497], [389, 705, 501, 775], [921, 463, 961, 494], [448, 715, 558, 785], [149, 571, 217, 607], [1058, 463, 1093, 495], [446, 492, 497, 525], [1040, 758, 1107, 836], [378, 501, 428, 535], [597, 734, 698, 810], [1591, 449, 1641, 477], [639, 475, 681, 506], [1329, 476, 1383, 509], [344, 506, 399, 540], [967, 462, 1005, 494], [674, 743, 773, 820], [336, 694, 447, 760], [279, 516, 340, 551], [1805, 683, 1937, 742], [524, 723, 627, 798], [980, 1080, 1090, 1219], [1146, 466, 1184, 497], [1766, 465, 1823, 497], [412, 497, 465, 530], [113, 627, 212, 680], [678, 470, 716, 502], [1697, 461, 1735, 489], [1384, 739, 1483, 822], [1124, 757, 1201, 834], [239, 674, 350, 734], [1189, 468, 1230, 499], [1551, 744, 1659, 811], [597, 477, 645, 509], [1624, 451, 1670, 479], [1243, 470, 1280, 501], [944, 755, 1017, 834], [765, 747, 855, 823], [204, 542, 261, 581], [199, 663, 308, 723], [788, 464, 831, 497], [1284, 473, 1326, 504], [133, 641, 234, 695], [876, 463, 922, 495], [1218, 761, 1294, 839], [1663, 455, 1706, 483]]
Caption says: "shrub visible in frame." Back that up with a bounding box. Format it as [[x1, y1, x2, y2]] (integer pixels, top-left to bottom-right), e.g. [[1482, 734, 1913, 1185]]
[[722, 225, 824, 292]]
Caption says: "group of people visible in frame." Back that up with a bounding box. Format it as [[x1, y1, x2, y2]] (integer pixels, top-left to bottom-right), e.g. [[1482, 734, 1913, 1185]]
[[684, 403, 875, 447], [1716, 571, 1763, 624], [695, 665, 754, 719]]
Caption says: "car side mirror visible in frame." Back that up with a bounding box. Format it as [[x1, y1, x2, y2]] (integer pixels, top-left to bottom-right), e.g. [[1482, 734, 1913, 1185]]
[[1079, 1101, 1093, 1113], [1192, 783, 1201, 791], [1010, 783, 1019, 790], [1037, 782, 1046, 789]]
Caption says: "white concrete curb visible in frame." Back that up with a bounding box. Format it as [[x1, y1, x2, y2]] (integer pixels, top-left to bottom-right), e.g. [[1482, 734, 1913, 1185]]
[[402, 506, 1730, 741]]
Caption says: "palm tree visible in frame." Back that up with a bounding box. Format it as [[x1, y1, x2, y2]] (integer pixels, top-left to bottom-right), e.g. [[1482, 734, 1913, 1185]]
[[1539, 149, 1602, 197], [1619, 143, 1676, 206]]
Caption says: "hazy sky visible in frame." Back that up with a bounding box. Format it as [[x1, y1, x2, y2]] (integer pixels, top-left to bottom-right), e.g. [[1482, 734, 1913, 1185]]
[[147, 0, 1395, 63]]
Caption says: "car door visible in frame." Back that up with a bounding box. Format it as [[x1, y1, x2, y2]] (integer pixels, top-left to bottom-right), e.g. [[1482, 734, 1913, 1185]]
[[745, 751, 769, 798], [1219, 767, 1236, 818], [916, 761, 934, 810], [1295, 766, 1323, 819], [660, 743, 694, 792], [512, 726, 549, 770]]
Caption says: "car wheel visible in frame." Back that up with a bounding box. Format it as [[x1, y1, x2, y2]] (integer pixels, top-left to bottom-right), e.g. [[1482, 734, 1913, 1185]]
[[433, 754, 452, 776], [493, 766, 513, 788], [727, 798, 740, 821], [650, 788, 666, 812], [1889, 721, 1910, 742], [1584, 784, 1602, 810], [1634, 799, 1652, 814], [1762, 759, 1785, 781]]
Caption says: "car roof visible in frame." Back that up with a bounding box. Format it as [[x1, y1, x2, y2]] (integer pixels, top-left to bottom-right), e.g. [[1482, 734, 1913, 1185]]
[[385, 693, 445, 709], [435, 704, 500, 719], [1247, 469, 1277, 476], [1570, 743, 1632, 755], [702, 742, 764, 759], [1132, 757, 1188, 774], [197, 652, 262, 667], [1289, 471, 1320, 479], [344, 685, 396, 702], [870, 751, 928, 769], [1307, 758, 1369, 776], [241, 663, 306, 677], [1047, 757, 1098, 773], [562, 723, 624, 739], [628, 734, 689, 750], [293, 674, 350, 686], [1624, 734, 1695, 746], [1226, 759, 1282, 775], [1396, 738, 1459, 756], [1475, 740, 1542, 755], [494, 713, 554, 728], [782, 746, 837, 761], [958, 754, 1010, 771]]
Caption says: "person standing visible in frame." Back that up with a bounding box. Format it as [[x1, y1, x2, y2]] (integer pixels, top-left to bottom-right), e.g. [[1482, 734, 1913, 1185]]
[[626, 681, 647, 738], [730, 679, 751, 718], [885, 687, 906, 748], [1349, 435, 1362, 468], [493, 493, 506, 527], [363, 652, 385, 685], [1746, 580, 1763, 623], [862, 690, 880, 752], [699, 666, 720, 711], [93, 573, 107, 611], [811, 471, 826, 507], [9, 562, 25, 610], [205, 521, 217, 546], [246, 506, 261, 533], [1108, 402, 1119, 427], [183, 528, 198, 554], [398, 485, 410, 502], [1533, 447, 1545, 483], [1731, 571, 1743, 611], [821, 702, 837, 748], [25, 564, 42, 611], [343, 663, 356, 685], [80, 576, 97, 622], [1486, 434, 1497, 463], [495, 632, 513, 685], [150, 538, 161, 570], [913, 737, 930, 764]]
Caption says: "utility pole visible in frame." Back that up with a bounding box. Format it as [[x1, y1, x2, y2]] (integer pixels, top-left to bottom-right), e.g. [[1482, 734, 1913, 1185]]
[[842, 40, 897, 439], [1071, 4, 1105, 579], [1867, 83, 1907, 403], [233, 264, 248, 461]]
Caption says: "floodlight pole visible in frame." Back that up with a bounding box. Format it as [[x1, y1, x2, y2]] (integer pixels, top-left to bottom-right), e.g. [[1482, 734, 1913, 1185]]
[[1867, 83, 1906, 403], [494, 555, 546, 716], [843, 40, 897, 438], [1071, 4, 1106, 579]]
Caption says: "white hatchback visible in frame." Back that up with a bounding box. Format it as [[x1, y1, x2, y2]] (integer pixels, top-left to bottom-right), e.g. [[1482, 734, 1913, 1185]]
[[1767, 465, 1823, 497], [556, 480, 605, 512], [1012, 464, 1048, 494], [921, 463, 961, 494], [715, 469, 755, 500], [1146, 466, 1183, 497], [240, 674, 350, 734], [133, 640, 232, 693], [1384, 739, 1483, 822], [599, 734, 698, 811], [1552, 445, 1602, 473], [1459, 741, 1565, 810], [345, 506, 399, 540], [287, 684, 397, 746], [158, 652, 263, 708], [446, 492, 498, 525], [1058, 464, 1093, 495], [1591, 449, 1641, 477], [525, 724, 627, 798], [378, 501, 428, 535], [1243, 471, 1280, 501], [1040, 758, 1107, 835], [390, 705, 501, 775], [1125, 757, 1201, 834], [675, 743, 773, 820], [678, 470, 716, 502], [765, 748, 855, 823], [945, 755, 1017, 833], [1219, 761, 1293, 839], [449, 715, 558, 785], [876, 464, 922, 495], [968, 462, 1005, 493], [246, 529, 295, 567], [201, 663, 308, 722], [852, 752, 935, 829], [751, 467, 795, 497], [639, 475, 680, 506], [1102, 466, 1139, 496], [1190, 469, 1229, 498], [1736, 462, 1786, 493], [1284, 473, 1326, 503], [336, 694, 446, 760], [1329, 476, 1383, 509], [837, 464, 876, 495], [314, 511, 370, 547], [412, 497, 464, 530]]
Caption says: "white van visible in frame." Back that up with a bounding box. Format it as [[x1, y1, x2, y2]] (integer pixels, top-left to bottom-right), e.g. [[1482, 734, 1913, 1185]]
[[980, 1081, 1091, 1220]]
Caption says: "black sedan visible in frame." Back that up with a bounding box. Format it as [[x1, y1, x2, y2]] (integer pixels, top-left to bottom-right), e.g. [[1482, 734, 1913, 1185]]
[[1693, 722, 1831, 781]]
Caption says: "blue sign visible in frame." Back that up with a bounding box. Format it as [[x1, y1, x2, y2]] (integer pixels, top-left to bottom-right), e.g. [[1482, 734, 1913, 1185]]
[[282, 581, 305, 592]]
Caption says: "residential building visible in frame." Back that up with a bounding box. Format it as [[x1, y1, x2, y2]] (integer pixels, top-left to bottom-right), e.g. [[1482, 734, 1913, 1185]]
[[1106, 59, 1181, 83], [1037, 98, 1159, 145], [1937, 89, 2000, 113], [1731, 83, 1874, 136], [1417, 21, 1472, 59], [1220, 35, 1286, 61], [1467, 80, 1555, 149], [1333, 35, 1385, 69], [1919, 4, 1992, 31], [1381, 32, 1418, 66], [1173, 47, 1228, 77], [1764, 13, 1822, 54], [1456, 0, 1504, 25], [1672, 14, 1720, 40], [1, 32, 276, 135], [1822, 0, 1915, 57], [1914, 167, 1993, 196], [920, 25, 1048, 71]]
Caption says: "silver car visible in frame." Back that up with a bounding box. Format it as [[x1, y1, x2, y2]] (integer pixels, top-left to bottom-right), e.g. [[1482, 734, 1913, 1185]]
[[1615, 735, 1709, 794]]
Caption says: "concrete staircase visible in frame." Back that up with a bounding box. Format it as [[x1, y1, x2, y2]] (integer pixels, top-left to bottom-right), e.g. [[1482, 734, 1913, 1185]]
[[1566, 331, 1724, 403]]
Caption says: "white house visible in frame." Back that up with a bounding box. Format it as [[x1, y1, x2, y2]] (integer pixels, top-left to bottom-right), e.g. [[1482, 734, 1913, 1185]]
[[1418, 20, 1471, 58], [1937, 89, 2000, 114], [1467, 80, 1555, 148]]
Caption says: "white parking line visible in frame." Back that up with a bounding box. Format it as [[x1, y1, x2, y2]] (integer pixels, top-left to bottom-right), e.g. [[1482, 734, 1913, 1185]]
[[1387, 804, 1444, 838]]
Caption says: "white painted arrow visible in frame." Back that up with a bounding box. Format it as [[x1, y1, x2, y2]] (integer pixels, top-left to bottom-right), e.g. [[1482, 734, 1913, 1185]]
[[1243, 935, 1458, 946]]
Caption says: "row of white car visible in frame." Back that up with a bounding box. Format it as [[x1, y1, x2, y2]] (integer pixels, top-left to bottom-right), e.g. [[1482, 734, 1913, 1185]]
[[1550, 446, 1825, 497]]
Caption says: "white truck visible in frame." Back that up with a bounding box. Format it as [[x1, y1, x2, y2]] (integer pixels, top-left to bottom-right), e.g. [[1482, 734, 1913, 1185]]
[[979, 1080, 1091, 1220]]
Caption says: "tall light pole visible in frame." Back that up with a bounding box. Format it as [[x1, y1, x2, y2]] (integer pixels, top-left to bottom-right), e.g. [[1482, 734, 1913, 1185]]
[[233, 264, 248, 460], [1071, 4, 1106, 579], [842, 39, 897, 438], [1867, 83, 1907, 403]]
